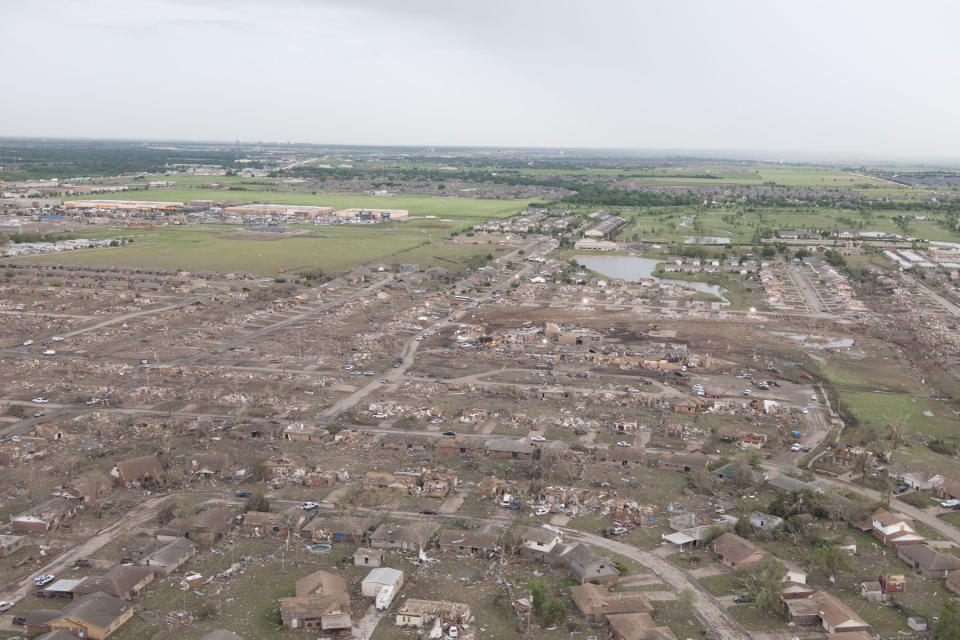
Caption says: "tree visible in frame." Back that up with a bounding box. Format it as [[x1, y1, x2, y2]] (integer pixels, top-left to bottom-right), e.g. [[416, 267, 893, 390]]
[[529, 579, 549, 616], [741, 557, 786, 615], [542, 598, 565, 626], [678, 587, 696, 615], [934, 598, 960, 640], [248, 463, 272, 482], [244, 491, 270, 513], [811, 544, 851, 581]]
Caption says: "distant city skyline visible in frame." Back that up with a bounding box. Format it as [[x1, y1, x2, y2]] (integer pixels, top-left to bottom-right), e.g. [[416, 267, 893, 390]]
[[2, 0, 959, 161]]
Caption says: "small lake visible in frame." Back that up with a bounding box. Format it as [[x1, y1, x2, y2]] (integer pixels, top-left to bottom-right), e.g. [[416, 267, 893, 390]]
[[575, 255, 729, 304], [684, 236, 731, 245]]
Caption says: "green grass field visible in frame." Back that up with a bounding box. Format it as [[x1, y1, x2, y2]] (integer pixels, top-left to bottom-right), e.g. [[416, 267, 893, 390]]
[[14, 226, 447, 276], [72, 189, 532, 220], [836, 390, 958, 441]]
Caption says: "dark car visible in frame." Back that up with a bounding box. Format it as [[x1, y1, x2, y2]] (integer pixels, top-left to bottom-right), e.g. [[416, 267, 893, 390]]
[[421, 509, 438, 515], [235, 491, 251, 498], [441, 431, 456, 437], [893, 485, 909, 495], [13, 616, 26, 627]]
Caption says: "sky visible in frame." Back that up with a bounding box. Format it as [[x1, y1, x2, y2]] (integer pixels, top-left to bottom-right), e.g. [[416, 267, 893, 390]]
[[1, 0, 959, 159]]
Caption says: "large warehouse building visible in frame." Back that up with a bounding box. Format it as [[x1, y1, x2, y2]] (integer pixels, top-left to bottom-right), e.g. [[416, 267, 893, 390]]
[[222, 204, 335, 218], [335, 208, 409, 221], [64, 200, 184, 211]]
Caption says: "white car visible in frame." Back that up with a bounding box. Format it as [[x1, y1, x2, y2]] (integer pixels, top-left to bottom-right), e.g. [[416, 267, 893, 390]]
[[616, 441, 632, 448], [447, 626, 459, 639], [811, 394, 817, 401], [791, 443, 802, 452], [533, 506, 550, 516], [0, 601, 12, 612], [530, 435, 546, 442], [32, 397, 49, 404], [801, 408, 809, 414], [34, 574, 55, 586], [627, 387, 639, 393], [22, 339, 34, 346], [51, 336, 64, 342], [344, 364, 354, 370], [372, 413, 387, 419], [43, 349, 56, 356], [299, 502, 320, 511]]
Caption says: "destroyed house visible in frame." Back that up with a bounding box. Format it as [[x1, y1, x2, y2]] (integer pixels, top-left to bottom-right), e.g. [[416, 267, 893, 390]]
[[190, 453, 231, 478], [241, 511, 289, 537], [607, 612, 678, 640], [303, 516, 379, 544], [395, 599, 471, 629], [11, 498, 78, 532], [111, 455, 164, 487], [362, 471, 419, 492], [658, 452, 709, 473], [381, 433, 434, 452], [0, 534, 25, 557]]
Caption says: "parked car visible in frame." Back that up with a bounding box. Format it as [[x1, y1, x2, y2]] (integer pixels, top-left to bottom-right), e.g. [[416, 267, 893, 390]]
[[801, 408, 809, 414], [733, 594, 753, 603], [616, 441, 632, 448], [43, 349, 56, 355], [34, 575, 55, 587], [534, 506, 549, 516], [421, 509, 438, 515], [893, 485, 909, 495], [372, 413, 387, 419], [441, 431, 456, 437], [811, 394, 818, 401], [235, 491, 251, 498], [31, 397, 48, 404], [22, 339, 34, 346], [0, 601, 13, 612], [790, 443, 802, 452], [530, 435, 546, 442], [299, 502, 320, 511]]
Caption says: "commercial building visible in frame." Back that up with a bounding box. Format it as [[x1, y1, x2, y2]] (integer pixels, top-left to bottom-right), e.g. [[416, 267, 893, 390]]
[[222, 204, 334, 218], [335, 208, 409, 221], [64, 200, 184, 211]]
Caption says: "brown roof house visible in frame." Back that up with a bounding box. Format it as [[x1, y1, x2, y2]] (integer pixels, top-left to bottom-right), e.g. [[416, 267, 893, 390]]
[[189, 508, 235, 544], [897, 544, 960, 578], [372, 521, 440, 553], [0, 533, 26, 557], [783, 591, 869, 633], [555, 542, 620, 584], [280, 570, 351, 632], [712, 533, 765, 571], [485, 438, 536, 460], [596, 447, 646, 468], [76, 565, 155, 600], [140, 537, 197, 576], [190, 453, 231, 480], [61, 471, 112, 506], [41, 592, 134, 640], [658, 452, 709, 473], [570, 583, 653, 623], [868, 509, 924, 547], [240, 511, 290, 538], [111, 455, 164, 488], [438, 524, 503, 556], [607, 612, 678, 640]]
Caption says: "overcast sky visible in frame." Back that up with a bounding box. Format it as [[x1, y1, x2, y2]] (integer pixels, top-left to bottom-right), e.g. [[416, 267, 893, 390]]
[[2, 0, 959, 159]]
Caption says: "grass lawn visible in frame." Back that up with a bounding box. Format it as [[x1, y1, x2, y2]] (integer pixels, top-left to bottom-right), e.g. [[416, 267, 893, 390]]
[[71, 189, 532, 219], [14, 226, 443, 276], [698, 573, 746, 597], [836, 390, 958, 441], [939, 511, 960, 527]]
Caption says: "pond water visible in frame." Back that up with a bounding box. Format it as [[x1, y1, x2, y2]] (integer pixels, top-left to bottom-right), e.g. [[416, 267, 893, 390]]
[[574, 255, 729, 304], [684, 236, 731, 245]]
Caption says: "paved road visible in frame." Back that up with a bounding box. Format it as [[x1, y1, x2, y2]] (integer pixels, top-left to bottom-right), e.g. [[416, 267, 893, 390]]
[[901, 271, 960, 317], [0, 407, 72, 438]]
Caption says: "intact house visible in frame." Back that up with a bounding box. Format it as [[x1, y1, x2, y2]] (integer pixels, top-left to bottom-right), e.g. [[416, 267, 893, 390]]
[[111, 455, 164, 488], [302, 516, 379, 544], [937, 479, 960, 501], [280, 570, 351, 632], [596, 447, 645, 468], [0, 533, 26, 557], [897, 544, 960, 578], [371, 521, 440, 553], [555, 542, 620, 584], [11, 498, 79, 533], [712, 533, 765, 571], [395, 599, 471, 630], [434, 436, 483, 457], [140, 537, 197, 576], [439, 524, 503, 556], [361, 567, 404, 609], [75, 565, 155, 600], [862, 509, 924, 547], [353, 548, 385, 567], [783, 591, 870, 633], [658, 452, 709, 473], [32, 591, 134, 640], [516, 525, 564, 556], [570, 583, 653, 623], [485, 438, 537, 460]]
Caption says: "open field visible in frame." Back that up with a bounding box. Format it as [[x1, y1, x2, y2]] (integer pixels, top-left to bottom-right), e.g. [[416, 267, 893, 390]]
[[71, 189, 533, 220], [13, 226, 444, 276]]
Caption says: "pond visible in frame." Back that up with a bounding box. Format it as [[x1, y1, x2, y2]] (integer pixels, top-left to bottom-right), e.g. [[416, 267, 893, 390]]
[[574, 254, 729, 304]]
